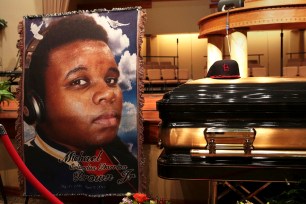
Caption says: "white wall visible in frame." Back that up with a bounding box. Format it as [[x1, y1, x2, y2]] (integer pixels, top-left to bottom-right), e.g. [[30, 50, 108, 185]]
[[146, 30, 299, 80], [146, 33, 207, 79], [247, 30, 306, 76], [0, 0, 42, 72], [145, 0, 211, 35]]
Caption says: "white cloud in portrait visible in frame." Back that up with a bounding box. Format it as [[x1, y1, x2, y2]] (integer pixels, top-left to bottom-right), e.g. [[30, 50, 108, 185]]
[[41, 17, 52, 27], [118, 51, 136, 91], [119, 102, 137, 134], [88, 13, 130, 56]]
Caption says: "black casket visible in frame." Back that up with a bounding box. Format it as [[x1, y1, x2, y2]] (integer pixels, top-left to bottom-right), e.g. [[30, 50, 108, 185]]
[[156, 77, 306, 182]]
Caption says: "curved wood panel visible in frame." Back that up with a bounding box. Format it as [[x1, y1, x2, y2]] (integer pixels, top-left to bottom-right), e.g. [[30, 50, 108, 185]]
[[198, 3, 306, 38], [245, 0, 306, 8]]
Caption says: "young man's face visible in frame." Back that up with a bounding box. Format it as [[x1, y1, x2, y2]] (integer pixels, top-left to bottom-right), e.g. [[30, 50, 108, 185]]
[[40, 40, 123, 151]]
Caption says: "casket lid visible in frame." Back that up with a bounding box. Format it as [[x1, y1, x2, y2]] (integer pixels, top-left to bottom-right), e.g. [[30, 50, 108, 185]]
[[156, 77, 306, 128], [157, 77, 306, 105]]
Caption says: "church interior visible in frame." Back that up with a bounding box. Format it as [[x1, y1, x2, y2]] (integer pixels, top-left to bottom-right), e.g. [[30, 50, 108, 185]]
[[1, 0, 306, 203]]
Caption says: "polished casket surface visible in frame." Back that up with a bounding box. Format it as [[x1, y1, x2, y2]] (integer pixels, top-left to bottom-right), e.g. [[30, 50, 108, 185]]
[[157, 77, 306, 181]]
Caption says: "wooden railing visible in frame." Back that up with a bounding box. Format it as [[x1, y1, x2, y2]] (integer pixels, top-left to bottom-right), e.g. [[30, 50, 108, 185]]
[[143, 56, 178, 67], [286, 52, 306, 59], [204, 54, 264, 65]]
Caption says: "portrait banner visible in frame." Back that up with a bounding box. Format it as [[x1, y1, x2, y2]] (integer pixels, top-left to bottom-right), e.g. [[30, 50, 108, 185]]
[[16, 7, 146, 197]]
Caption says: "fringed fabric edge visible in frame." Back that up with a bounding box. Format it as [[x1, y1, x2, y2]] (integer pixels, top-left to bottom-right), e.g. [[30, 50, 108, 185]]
[[136, 8, 147, 194], [16, 20, 25, 191]]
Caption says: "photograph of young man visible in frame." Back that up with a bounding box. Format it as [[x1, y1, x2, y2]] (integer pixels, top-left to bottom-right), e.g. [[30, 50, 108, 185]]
[[23, 12, 140, 196]]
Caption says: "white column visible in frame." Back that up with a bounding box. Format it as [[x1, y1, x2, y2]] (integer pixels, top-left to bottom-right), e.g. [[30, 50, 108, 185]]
[[230, 30, 248, 78], [207, 35, 224, 74]]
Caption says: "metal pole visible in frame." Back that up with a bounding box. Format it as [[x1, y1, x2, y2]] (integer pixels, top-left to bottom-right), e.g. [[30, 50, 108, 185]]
[[177, 38, 179, 80], [280, 29, 284, 77], [208, 180, 218, 204]]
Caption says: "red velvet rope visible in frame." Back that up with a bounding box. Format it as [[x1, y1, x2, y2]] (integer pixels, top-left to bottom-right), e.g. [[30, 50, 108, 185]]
[[0, 131, 63, 204]]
